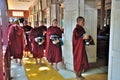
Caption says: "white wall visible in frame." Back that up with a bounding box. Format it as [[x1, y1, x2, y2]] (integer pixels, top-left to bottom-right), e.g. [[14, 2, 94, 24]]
[[84, 0, 97, 63], [108, 0, 120, 80]]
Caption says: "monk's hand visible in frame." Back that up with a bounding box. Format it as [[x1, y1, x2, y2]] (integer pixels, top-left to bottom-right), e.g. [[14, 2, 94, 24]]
[[83, 34, 89, 40], [53, 38, 59, 44], [38, 39, 44, 45], [56, 38, 60, 43], [43, 31, 46, 36]]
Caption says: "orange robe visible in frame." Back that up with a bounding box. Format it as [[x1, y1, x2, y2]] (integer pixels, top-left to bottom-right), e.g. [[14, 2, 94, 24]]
[[45, 26, 62, 63], [8, 24, 25, 59], [72, 24, 88, 72], [29, 26, 47, 58]]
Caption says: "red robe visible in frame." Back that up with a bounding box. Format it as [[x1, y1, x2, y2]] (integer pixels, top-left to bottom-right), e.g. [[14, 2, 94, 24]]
[[45, 26, 62, 63], [8, 24, 25, 59], [72, 24, 88, 72], [29, 26, 47, 58], [22, 25, 33, 52]]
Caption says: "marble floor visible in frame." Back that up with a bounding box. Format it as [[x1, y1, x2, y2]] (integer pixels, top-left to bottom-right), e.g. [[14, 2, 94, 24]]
[[10, 58, 108, 80]]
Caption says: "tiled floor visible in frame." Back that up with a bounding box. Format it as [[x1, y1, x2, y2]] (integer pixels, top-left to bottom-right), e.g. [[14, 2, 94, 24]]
[[66, 73, 108, 80], [11, 59, 27, 80], [11, 58, 108, 80]]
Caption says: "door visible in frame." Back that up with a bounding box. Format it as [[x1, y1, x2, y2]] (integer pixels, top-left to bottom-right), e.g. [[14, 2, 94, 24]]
[[108, 0, 120, 80]]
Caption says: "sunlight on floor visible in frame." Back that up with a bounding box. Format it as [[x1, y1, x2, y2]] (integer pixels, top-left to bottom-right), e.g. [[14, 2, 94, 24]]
[[11, 56, 108, 80], [23, 58, 65, 80]]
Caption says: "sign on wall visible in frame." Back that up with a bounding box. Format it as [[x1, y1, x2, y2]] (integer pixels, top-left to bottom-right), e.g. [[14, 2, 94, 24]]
[[12, 11, 24, 17]]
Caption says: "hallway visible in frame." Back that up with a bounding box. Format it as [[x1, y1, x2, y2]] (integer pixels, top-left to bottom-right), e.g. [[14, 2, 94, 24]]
[[11, 57, 108, 80], [2, 0, 119, 80]]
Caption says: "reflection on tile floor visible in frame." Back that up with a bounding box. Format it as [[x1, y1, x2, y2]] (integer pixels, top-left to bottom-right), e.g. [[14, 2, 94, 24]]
[[11, 59, 27, 80], [11, 58, 108, 80]]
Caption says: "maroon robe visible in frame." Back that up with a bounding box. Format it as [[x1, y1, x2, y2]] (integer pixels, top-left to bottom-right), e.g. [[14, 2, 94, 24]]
[[29, 26, 47, 58], [8, 24, 25, 59], [72, 24, 88, 72], [22, 25, 33, 51], [45, 26, 62, 63]]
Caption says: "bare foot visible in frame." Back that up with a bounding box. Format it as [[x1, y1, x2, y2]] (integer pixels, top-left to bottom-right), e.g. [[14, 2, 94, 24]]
[[36, 62, 38, 65], [55, 68, 59, 71], [53, 67, 59, 71], [19, 62, 22, 66], [15, 59, 18, 63], [77, 77, 84, 80], [39, 61, 42, 64], [80, 76, 85, 79]]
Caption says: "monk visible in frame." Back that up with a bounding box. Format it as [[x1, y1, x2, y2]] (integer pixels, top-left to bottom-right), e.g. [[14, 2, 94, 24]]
[[72, 16, 89, 80], [45, 19, 62, 70], [29, 21, 47, 64], [8, 20, 26, 65], [22, 20, 33, 57]]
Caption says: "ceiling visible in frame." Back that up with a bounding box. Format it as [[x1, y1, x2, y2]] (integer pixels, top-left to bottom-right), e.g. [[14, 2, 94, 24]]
[[7, 0, 111, 10], [7, 0, 37, 10]]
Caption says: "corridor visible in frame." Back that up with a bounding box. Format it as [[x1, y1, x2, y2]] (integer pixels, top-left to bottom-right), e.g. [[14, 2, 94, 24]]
[[2, 0, 120, 80]]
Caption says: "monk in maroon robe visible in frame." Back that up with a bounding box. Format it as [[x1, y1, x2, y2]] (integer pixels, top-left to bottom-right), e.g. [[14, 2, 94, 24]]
[[8, 20, 26, 65], [72, 16, 89, 80], [29, 21, 47, 64], [22, 20, 33, 57], [45, 19, 62, 70]]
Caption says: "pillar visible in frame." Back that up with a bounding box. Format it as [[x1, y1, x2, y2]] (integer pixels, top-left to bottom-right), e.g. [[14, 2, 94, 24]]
[[0, 0, 8, 79]]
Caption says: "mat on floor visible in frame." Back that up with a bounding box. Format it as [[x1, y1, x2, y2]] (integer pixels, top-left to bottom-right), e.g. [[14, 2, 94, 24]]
[[23, 58, 65, 80]]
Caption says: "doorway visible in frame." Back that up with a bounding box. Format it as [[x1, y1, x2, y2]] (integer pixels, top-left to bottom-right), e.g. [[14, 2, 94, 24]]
[[97, 0, 111, 67]]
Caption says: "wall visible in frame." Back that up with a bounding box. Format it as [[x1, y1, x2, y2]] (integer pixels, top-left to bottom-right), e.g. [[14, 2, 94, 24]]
[[85, 0, 97, 63], [8, 10, 29, 18], [28, 0, 61, 26], [108, 0, 120, 80]]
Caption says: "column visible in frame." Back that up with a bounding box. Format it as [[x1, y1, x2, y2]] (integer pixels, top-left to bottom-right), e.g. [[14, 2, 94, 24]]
[[50, 4, 57, 24], [0, 0, 8, 46], [63, 0, 80, 71], [100, 0, 105, 29], [0, 0, 8, 79]]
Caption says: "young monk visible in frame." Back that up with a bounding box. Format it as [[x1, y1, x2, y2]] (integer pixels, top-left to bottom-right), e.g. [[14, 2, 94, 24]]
[[45, 19, 62, 70], [22, 20, 33, 57], [8, 20, 26, 65], [72, 16, 89, 80], [29, 21, 47, 64]]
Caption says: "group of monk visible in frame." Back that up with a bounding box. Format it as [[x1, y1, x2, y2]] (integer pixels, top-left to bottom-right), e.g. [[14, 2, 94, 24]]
[[7, 16, 90, 80], [8, 19, 63, 70]]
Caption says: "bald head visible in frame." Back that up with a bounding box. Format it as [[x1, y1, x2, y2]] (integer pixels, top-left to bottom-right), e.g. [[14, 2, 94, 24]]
[[76, 16, 85, 27]]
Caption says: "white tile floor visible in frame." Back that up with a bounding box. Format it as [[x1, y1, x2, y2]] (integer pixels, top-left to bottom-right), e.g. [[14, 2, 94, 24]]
[[11, 59, 27, 80], [11, 59, 108, 80]]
